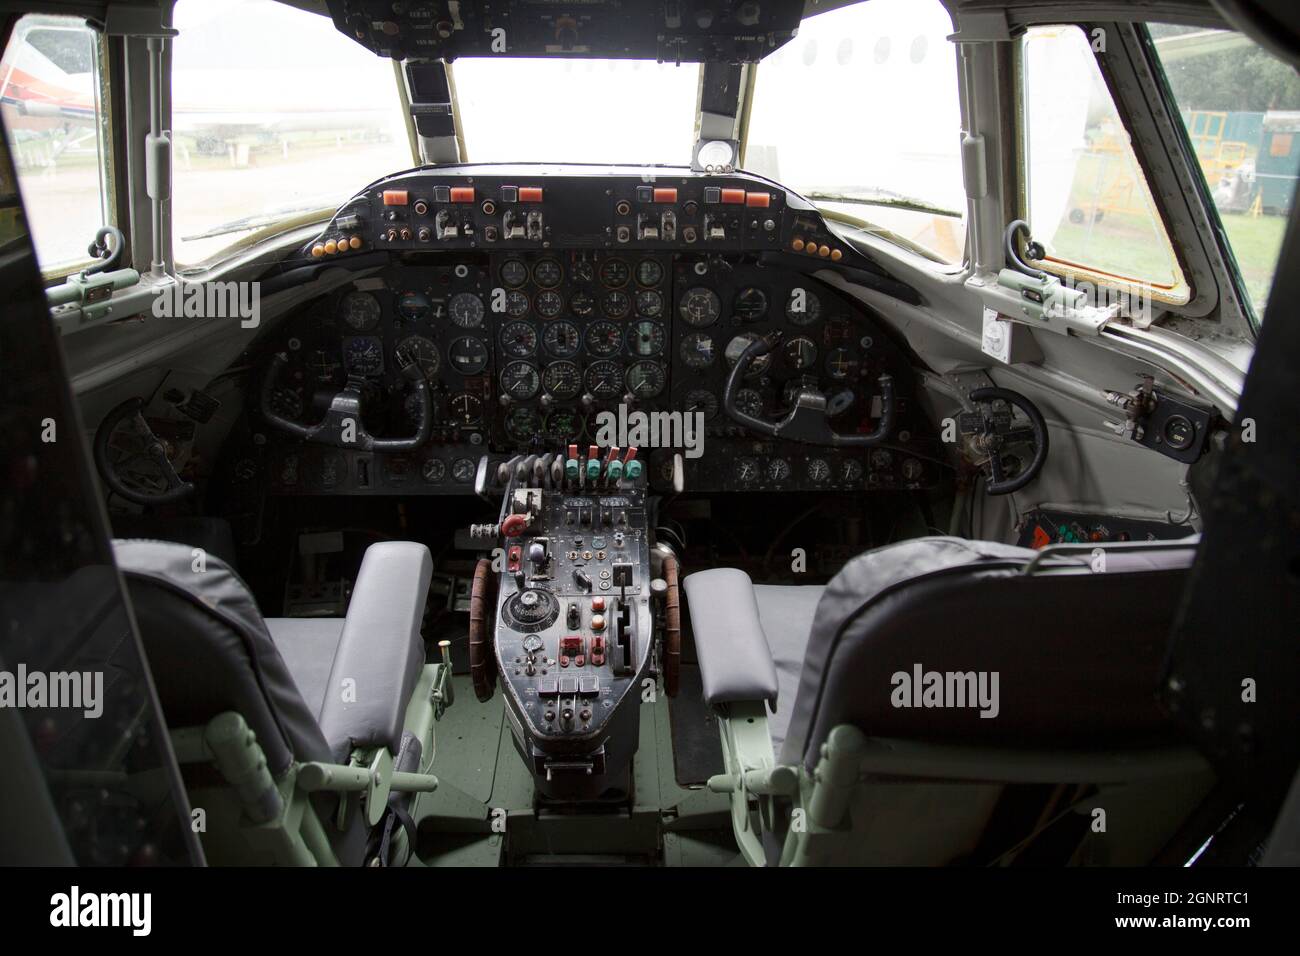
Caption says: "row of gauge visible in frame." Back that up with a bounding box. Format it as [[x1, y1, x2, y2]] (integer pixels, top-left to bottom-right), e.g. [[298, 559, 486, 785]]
[[333, 275, 824, 334], [698, 448, 928, 490]]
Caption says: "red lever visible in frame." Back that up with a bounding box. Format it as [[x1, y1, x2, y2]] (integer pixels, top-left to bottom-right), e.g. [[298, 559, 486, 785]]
[[501, 514, 529, 537]]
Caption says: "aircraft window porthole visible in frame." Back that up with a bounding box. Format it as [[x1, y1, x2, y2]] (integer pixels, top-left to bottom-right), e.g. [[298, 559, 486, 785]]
[[910, 35, 928, 64], [874, 37, 890, 64]]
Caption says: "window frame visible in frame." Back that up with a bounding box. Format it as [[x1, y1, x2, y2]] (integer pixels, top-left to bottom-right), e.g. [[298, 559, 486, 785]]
[[1, 13, 119, 283], [1013, 22, 1195, 307], [1138, 22, 1278, 335]]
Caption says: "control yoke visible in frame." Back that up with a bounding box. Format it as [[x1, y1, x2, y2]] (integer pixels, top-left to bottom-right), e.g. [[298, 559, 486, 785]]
[[260, 352, 432, 452], [722, 331, 895, 446]]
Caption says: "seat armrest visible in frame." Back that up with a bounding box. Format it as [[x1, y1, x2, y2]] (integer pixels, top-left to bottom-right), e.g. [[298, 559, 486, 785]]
[[682, 568, 779, 708], [317, 542, 432, 762]]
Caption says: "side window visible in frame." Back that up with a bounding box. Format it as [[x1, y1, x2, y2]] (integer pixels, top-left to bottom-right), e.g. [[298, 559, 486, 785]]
[[745, 0, 967, 265], [1019, 25, 1190, 302], [171, 0, 415, 265], [1148, 23, 1300, 323], [0, 15, 114, 275]]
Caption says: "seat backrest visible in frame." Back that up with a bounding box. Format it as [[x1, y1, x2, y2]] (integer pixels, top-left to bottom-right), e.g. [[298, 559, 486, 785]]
[[780, 536, 1199, 770], [113, 538, 332, 775]]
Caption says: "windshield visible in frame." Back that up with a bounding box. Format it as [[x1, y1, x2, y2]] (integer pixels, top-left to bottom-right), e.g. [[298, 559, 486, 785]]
[[744, 0, 968, 262], [170, 0, 414, 265], [453, 58, 701, 165]]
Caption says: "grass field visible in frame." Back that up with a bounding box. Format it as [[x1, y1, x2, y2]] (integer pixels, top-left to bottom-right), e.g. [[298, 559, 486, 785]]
[[1048, 150, 1285, 316]]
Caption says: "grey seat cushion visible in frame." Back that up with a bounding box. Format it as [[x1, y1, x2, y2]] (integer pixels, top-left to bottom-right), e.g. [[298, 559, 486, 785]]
[[265, 618, 347, 718], [751, 584, 824, 758]]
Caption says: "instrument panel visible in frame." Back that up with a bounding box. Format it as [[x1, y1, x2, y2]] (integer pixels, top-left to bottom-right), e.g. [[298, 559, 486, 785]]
[[247, 169, 940, 497]]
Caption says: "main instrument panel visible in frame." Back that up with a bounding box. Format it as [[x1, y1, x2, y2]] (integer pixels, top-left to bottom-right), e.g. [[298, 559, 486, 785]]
[[246, 167, 941, 497]]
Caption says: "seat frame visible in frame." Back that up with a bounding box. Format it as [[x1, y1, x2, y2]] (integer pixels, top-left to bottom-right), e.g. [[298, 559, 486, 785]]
[[169, 647, 455, 866]]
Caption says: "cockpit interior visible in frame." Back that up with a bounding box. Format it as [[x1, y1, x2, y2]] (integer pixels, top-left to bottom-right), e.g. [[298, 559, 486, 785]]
[[1, 0, 1298, 888]]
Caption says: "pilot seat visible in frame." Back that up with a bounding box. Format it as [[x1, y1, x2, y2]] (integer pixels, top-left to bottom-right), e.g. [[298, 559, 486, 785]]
[[683, 535, 1216, 866], [114, 538, 452, 865]]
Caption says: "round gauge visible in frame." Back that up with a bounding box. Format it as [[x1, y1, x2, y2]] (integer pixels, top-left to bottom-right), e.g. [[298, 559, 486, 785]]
[[628, 321, 665, 356], [534, 290, 564, 319], [901, 458, 924, 483], [307, 350, 340, 381], [421, 459, 446, 483], [533, 257, 563, 288], [806, 458, 831, 483], [584, 321, 623, 357], [449, 392, 483, 425], [396, 335, 439, 379], [1163, 414, 1195, 450], [871, 449, 893, 470], [584, 360, 624, 400], [600, 258, 630, 288], [626, 361, 666, 399], [635, 290, 663, 317], [786, 288, 822, 325], [545, 408, 582, 439], [636, 259, 664, 287], [735, 387, 763, 417], [602, 291, 631, 319], [504, 290, 530, 318], [733, 457, 760, 485], [451, 458, 476, 483], [543, 361, 581, 399], [569, 290, 596, 317], [500, 321, 538, 358], [825, 347, 859, 380], [572, 259, 595, 283], [506, 406, 541, 442], [679, 287, 721, 327], [784, 336, 818, 371], [725, 333, 772, 377], [449, 291, 485, 329], [339, 291, 381, 331], [767, 458, 792, 482], [448, 336, 489, 375], [344, 336, 384, 376], [685, 389, 719, 421], [841, 459, 864, 483], [500, 361, 540, 400], [269, 386, 303, 420], [396, 291, 431, 322], [500, 259, 529, 288], [543, 321, 580, 357], [679, 332, 716, 370], [732, 287, 769, 322]]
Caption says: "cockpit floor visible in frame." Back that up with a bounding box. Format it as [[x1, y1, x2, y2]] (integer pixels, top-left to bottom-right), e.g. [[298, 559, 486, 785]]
[[411, 676, 740, 866]]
